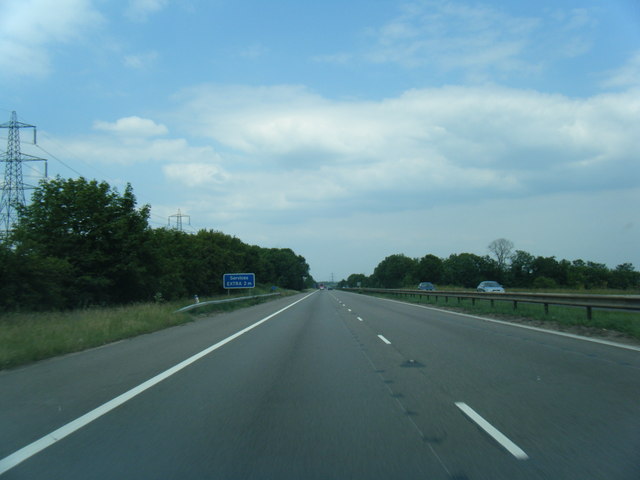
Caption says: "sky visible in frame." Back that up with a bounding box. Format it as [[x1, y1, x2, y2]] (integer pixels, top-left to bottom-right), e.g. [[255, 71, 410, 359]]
[[1, 0, 639, 283]]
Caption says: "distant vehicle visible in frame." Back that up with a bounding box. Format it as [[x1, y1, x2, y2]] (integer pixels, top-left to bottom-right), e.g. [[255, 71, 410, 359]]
[[418, 282, 436, 291], [477, 281, 505, 292]]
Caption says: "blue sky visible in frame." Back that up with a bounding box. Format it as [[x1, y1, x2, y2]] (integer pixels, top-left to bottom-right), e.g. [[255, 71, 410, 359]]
[[2, 0, 639, 282]]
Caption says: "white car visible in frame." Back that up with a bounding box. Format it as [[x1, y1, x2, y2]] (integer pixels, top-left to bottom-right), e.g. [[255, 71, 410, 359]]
[[477, 281, 505, 293]]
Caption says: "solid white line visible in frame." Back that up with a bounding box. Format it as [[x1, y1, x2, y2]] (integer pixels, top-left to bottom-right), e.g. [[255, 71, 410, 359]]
[[0, 292, 315, 476], [455, 402, 529, 460], [378, 334, 392, 345]]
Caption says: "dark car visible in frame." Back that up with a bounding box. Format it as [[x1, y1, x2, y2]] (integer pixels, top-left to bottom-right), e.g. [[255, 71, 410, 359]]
[[418, 282, 436, 291], [477, 281, 505, 293]]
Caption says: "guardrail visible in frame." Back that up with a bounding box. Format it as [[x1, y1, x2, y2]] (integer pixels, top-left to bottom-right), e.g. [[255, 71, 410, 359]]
[[347, 288, 640, 319], [175, 293, 281, 313]]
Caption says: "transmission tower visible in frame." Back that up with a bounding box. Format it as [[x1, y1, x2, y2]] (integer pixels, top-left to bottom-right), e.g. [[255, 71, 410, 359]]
[[0, 111, 47, 238], [168, 209, 190, 231]]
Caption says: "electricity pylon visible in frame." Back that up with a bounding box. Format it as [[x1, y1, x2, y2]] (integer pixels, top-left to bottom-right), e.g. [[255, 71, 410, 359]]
[[0, 111, 47, 239], [168, 209, 190, 231]]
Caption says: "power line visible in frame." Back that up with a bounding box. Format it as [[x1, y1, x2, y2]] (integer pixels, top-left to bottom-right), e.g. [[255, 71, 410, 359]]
[[35, 129, 113, 180], [29, 126, 190, 230], [35, 143, 175, 230], [34, 144, 84, 177], [1, 112, 213, 236]]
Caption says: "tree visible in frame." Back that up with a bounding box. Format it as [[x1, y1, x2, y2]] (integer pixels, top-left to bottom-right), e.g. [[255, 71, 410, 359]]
[[371, 254, 417, 288], [1, 176, 314, 311], [582, 261, 609, 289], [345, 273, 368, 288], [509, 250, 535, 287], [0, 242, 73, 311], [568, 259, 587, 288], [488, 238, 514, 271], [567, 259, 611, 289], [260, 248, 310, 290], [145, 227, 194, 300], [414, 254, 444, 284], [531, 256, 569, 287], [443, 253, 500, 287], [609, 263, 640, 289], [10, 176, 152, 307]]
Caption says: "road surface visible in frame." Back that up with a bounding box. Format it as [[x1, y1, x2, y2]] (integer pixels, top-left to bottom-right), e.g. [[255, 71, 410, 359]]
[[1, 290, 638, 479]]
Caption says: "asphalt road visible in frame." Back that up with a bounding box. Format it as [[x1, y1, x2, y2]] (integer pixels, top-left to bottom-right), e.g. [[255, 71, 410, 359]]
[[1, 290, 638, 479]]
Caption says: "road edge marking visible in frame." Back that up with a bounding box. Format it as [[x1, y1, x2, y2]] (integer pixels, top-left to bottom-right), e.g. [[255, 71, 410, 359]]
[[455, 402, 529, 460], [375, 296, 640, 352], [0, 292, 316, 476]]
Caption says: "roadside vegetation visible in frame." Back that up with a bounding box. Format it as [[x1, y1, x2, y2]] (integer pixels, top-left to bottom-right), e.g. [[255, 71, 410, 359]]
[[366, 290, 640, 342], [339, 249, 639, 292], [1, 178, 637, 368], [0, 176, 315, 313], [0, 177, 312, 370], [0, 287, 295, 370], [341, 237, 639, 342]]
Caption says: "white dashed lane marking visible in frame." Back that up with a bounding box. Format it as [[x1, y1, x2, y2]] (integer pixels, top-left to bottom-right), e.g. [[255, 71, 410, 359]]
[[455, 402, 529, 460]]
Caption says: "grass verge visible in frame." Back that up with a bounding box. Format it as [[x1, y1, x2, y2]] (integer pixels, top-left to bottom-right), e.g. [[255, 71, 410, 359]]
[[0, 289, 296, 370], [370, 292, 640, 343]]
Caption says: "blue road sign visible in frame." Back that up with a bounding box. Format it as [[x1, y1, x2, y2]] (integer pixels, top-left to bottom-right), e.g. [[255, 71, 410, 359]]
[[223, 273, 255, 289]]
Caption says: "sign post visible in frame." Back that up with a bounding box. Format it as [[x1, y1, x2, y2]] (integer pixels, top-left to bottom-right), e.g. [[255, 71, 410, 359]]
[[223, 273, 256, 290]]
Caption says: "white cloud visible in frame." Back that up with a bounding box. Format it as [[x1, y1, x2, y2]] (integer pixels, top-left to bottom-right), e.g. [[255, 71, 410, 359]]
[[364, 0, 540, 73], [125, 0, 170, 21], [124, 51, 159, 69], [162, 163, 229, 187], [551, 7, 597, 31], [64, 133, 221, 166], [153, 82, 640, 254], [600, 51, 640, 89], [40, 81, 637, 280], [312, 53, 353, 65], [238, 43, 270, 59], [0, 0, 103, 77], [314, 0, 598, 83], [206, 187, 640, 281], [93, 116, 169, 137]]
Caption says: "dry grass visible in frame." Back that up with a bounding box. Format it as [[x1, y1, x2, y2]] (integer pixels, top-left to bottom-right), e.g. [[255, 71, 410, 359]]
[[0, 303, 191, 369], [0, 289, 294, 370]]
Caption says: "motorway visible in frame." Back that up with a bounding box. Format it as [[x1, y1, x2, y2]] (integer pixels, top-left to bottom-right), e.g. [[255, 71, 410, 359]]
[[1, 290, 638, 479]]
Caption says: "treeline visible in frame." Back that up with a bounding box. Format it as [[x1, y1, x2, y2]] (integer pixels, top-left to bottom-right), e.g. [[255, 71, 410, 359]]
[[339, 251, 639, 291], [0, 177, 313, 311]]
